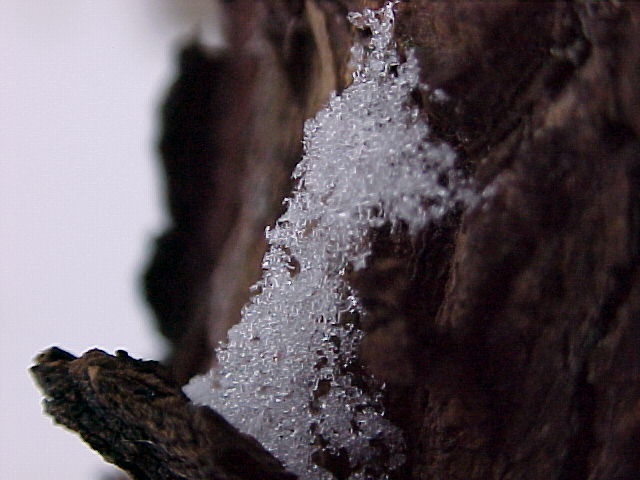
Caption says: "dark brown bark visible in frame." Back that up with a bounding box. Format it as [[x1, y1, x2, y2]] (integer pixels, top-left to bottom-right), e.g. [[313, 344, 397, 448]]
[[355, 2, 640, 479], [143, 0, 355, 384], [31, 347, 296, 480], [33, 1, 640, 479]]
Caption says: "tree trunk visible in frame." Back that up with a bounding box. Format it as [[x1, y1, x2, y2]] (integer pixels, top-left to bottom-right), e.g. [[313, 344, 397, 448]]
[[34, 1, 640, 479]]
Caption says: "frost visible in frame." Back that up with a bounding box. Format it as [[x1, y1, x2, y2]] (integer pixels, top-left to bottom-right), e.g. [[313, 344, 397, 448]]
[[430, 88, 450, 103], [185, 2, 475, 479]]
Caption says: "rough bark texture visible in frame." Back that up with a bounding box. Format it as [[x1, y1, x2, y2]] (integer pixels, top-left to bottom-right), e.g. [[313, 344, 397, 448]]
[[33, 1, 640, 479], [370, 2, 640, 479], [143, 0, 355, 384], [31, 347, 297, 480]]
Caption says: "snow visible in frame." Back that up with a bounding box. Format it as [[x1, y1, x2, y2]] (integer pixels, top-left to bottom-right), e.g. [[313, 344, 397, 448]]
[[185, 2, 475, 478]]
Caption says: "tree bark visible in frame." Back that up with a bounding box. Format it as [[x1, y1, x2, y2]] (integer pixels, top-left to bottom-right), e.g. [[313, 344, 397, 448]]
[[143, 0, 355, 385], [31, 347, 297, 480], [369, 2, 640, 479], [33, 1, 640, 479]]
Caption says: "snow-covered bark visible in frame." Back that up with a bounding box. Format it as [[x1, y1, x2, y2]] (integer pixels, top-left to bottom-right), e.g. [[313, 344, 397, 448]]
[[185, 3, 474, 479]]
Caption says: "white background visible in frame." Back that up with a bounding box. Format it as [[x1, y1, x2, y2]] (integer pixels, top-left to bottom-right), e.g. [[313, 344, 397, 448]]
[[1, 1, 223, 478]]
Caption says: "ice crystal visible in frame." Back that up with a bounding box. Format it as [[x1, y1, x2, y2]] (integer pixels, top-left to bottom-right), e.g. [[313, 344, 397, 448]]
[[185, 2, 475, 478]]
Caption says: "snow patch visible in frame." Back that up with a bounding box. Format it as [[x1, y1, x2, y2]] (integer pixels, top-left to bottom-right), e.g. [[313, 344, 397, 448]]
[[185, 2, 475, 478]]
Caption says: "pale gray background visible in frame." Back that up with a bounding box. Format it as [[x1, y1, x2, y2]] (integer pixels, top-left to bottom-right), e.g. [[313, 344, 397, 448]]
[[1, 1, 223, 478]]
